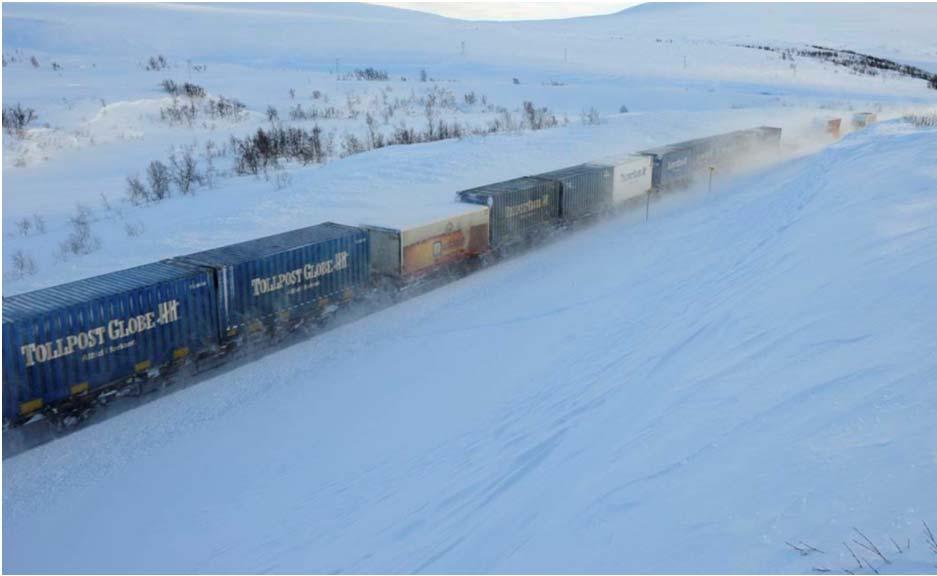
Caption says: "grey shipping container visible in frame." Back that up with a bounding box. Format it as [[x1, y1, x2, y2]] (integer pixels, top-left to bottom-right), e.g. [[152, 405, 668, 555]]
[[2, 260, 218, 423], [458, 177, 561, 248], [642, 145, 693, 189], [176, 222, 369, 338], [533, 163, 614, 221]]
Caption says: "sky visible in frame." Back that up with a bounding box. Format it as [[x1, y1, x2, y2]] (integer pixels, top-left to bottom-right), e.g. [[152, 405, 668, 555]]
[[372, 2, 638, 21]]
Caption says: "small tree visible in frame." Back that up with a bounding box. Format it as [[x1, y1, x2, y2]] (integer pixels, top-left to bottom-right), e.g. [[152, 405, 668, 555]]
[[147, 160, 171, 200], [127, 175, 149, 204], [169, 147, 203, 195]]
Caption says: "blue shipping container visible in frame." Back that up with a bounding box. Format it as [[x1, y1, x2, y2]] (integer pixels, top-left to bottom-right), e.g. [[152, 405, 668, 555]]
[[2, 260, 218, 422], [176, 222, 370, 338]]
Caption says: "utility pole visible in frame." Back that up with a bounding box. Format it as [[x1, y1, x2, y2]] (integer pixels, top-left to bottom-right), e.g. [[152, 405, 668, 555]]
[[645, 190, 651, 223], [708, 166, 715, 193], [564, 47, 568, 63], [461, 41, 466, 56]]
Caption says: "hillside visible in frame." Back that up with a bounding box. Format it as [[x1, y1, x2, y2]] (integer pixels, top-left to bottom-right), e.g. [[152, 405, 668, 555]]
[[4, 120, 937, 573], [4, 3, 937, 293]]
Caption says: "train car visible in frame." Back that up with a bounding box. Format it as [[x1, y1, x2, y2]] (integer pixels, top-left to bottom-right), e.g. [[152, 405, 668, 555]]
[[362, 204, 490, 282], [2, 260, 219, 424], [458, 177, 561, 249], [641, 144, 694, 190], [826, 117, 843, 139], [588, 154, 653, 208], [176, 223, 369, 341], [852, 112, 877, 128], [533, 163, 614, 221]]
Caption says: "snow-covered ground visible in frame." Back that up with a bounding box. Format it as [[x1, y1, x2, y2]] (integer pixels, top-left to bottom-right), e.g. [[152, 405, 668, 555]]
[[3, 3, 937, 293], [4, 119, 937, 574], [3, 3, 937, 574]]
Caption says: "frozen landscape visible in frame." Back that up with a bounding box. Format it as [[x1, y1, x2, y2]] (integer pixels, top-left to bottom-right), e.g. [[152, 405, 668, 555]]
[[3, 2, 937, 574]]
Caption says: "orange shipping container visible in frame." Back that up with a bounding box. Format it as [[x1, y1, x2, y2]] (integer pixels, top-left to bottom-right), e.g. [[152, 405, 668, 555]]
[[363, 205, 490, 279]]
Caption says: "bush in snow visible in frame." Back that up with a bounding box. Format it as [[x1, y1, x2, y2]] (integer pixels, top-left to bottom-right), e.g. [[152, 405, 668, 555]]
[[30, 55, 40, 68], [524, 101, 558, 130], [581, 106, 602, 125], [169, 146, 203, 195], [619, 104, 629, 113], [126, 175, 149, 205], [59, 205, 101, 257], [3, 104, 38, 136], [147, 160, 171, 200], [145, 54, 169, 71], [9, 250, 37, 279]]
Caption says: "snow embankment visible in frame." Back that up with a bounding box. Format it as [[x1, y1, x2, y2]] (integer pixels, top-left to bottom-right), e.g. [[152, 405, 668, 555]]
[[4, 121, 937, 573]]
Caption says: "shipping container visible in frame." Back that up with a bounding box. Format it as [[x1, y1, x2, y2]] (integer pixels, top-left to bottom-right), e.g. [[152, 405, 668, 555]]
[[458, 177, 561, 248], [177, 222, 369, 339], [826, 118, 842, 139], [641, 145, 693, 190], [753, 126, 782, 146], [852, 112, 877, 128], [533, 163, 614, 221], [589, 154, 653, 206], [362, 205, 490, 279], [2, 260, 218, 423]]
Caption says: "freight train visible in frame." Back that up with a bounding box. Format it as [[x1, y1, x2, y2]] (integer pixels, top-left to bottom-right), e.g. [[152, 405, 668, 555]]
[[2, 126, 784, 429]]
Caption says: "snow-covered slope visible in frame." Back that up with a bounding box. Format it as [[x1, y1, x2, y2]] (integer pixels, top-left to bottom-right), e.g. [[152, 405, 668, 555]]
[[4, 3, 937, 294], [4, 122, 937, 573]]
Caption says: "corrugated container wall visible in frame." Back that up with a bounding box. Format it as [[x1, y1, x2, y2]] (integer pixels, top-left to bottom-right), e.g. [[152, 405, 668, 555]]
[[642, 145, 693, 189], [533, 164, 614, 221], [2, 260, 218, 422], [458, 177, 560, 248], [364, 206, 489, 279], [177, 222, 369, 337]]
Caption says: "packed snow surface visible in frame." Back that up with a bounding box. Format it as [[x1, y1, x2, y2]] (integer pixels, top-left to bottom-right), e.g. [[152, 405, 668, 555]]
[[4, 121, 937, 573]]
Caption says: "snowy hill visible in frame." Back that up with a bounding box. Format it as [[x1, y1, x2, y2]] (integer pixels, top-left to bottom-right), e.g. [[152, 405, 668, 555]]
[[4, 121, 937, 573], [3, 2, 937, 294]]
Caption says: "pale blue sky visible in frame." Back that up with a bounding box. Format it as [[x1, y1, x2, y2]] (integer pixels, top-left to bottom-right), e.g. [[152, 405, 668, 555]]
[[373, 2, 638, 21]]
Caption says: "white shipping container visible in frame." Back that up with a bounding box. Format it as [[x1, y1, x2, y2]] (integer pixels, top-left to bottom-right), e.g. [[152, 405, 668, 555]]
[[591, 154, 653, 205], [362, 205, 490, 279]]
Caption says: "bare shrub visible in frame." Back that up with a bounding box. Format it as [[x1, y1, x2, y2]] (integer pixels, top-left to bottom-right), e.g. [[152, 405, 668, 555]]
[[127, 175, 149, 205], [524, 101, 558, 130], [341, 132, 366, 157], [169, 146, 203, 195], [30, 55, 40, 68], [52, 61, 62, 71], [3, 104, 38, 136], [10, 250, 37, 278], [581, 106, 602, 125], [60, 205, 101, 257], [16, 217, 33, 237], [145, 55, 169, 71], [464, 91, 477, 105], [619, 104, 629, 113], [182, 82, 206, 98], [147, 160, 171, 200], [161, 79, 179, 95], [266, 105, 279, 123]]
